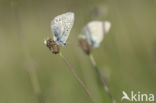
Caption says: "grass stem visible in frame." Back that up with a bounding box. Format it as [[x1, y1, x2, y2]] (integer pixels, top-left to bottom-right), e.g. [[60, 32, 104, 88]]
[[59, 52, 96, 103], [89, 54, 116, 103], [11, 1, 44, 103]]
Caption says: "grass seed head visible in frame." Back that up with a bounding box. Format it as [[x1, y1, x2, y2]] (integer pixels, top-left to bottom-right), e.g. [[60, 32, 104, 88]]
[[79, 35, 91, 55], [44, 38, 60, 54]]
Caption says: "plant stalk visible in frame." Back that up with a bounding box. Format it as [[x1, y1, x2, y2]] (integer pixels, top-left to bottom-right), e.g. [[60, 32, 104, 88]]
[[11, 1, 43, 103], [89, 54, 116, 103], [59, 52, 96, 103]]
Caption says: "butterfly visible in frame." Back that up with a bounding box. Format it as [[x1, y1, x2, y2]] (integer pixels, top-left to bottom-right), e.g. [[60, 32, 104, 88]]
[[83, 21, 111, 48], [51, 12, 75, 46]]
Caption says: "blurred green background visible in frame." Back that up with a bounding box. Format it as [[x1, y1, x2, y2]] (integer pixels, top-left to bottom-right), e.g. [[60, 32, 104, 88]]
[[0, 0, 156, 103]]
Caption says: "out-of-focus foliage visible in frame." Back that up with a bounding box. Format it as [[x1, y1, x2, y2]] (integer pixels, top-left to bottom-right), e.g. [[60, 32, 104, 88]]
[[0, 0, 156, 103]]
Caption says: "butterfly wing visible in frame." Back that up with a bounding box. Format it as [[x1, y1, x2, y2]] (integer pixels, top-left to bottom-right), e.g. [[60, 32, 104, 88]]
[[83, 21, 111, 47], [83, 21, 104, 47], [103, 21, 111, 35], [51, 12, 74, 45]]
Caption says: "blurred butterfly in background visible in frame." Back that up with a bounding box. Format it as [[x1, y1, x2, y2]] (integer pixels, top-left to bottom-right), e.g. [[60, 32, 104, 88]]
[[83, 21, 111, 48], [51, 12, 75, 46]]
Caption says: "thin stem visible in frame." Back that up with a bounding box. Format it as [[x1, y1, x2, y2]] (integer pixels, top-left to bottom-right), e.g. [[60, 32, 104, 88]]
[[89, 54, 116, 103], [26, 60, 43, 103], [11, 1, 43, 103], [59, 52, 96, 103]]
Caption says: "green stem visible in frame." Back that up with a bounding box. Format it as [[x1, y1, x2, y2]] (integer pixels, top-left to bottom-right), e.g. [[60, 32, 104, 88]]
[[89, 54, 116, 103], [11, 1, 43, 103], [59, 52, 96, 103], [26, 61, 43, 103]]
